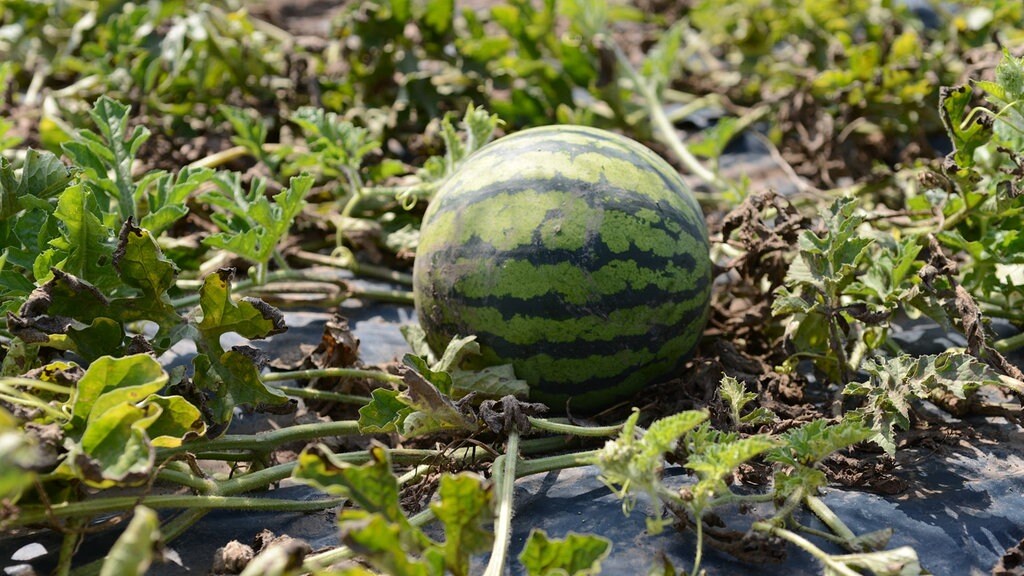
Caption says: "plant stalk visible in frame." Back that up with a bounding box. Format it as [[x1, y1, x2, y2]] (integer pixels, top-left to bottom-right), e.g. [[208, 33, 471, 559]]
[[527, 417, 624, 437], [157, 420, 361, 458], [610, 45, 727, 191], [752, 522, 860, 576], [263, 368, 401, 386], [483, 430, 520, 576]]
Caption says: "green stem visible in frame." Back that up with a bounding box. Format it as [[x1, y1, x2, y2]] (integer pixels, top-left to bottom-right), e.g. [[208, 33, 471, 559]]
[[55, 518, 83, 576], [291, 249, 414, 285], [0, 377, 73, 395], [792, 522, 851, 547], [157, 420, 361, 458], [155, 468, 217, 493], [806, 494, 857, 548], [484, 430, 520, 576], [772, 486, 805, 523], [269, 384, 374, 406], [610, 44, 726, 191], [0, 389, 67, 421], [171, 269, 413, 309], [691, 510, 705, 576], [751, 522, 860, 576], [515, 449, 598, 477], [994, 331, 1024, 353], [527, 417, 623, 437], [997, 374, 1024, 395], [263, 368, 402, 386], [707, 491, 775, 508], [15, 494, 345, 526]]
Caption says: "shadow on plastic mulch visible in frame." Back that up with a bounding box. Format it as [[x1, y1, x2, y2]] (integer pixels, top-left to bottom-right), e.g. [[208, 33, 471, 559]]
[[3, 294, 1023, 576]]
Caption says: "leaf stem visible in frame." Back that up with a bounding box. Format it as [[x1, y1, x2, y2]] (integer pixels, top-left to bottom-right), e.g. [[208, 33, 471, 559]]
[[291, 249, 414, 285], [268, 384, 374, 406], [751, 521, 860, 576], [527, 417, 624, 437], [15, 494, 345, 526], [484, 430, 520, 576], [157, 420, 361, 458], [805, 494, 858, 549], [263, 368, 402, 386], [993, 331, 1024, 353], [171, 269, 414, 309], [0, 377, 73, 395], [610, 44, 726, 191], [515, 449, 599, 477]]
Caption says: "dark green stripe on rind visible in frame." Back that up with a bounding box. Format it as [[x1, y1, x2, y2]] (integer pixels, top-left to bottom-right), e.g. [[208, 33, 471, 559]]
[[421, 290, 709, 376], [419, 175, 708, 261], [429, 149, 705, 243], [413, 125, 711, 410]]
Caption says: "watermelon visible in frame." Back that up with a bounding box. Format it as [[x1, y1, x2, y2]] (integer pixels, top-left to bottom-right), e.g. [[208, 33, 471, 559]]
[[413, 125, 711, 411]]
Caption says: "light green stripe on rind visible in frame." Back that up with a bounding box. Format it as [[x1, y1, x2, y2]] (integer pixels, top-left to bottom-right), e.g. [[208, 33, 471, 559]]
[[421, 189, 596, 253], [511, 309, 708, 387], [458, 126, 704, 235], [452, 257, 708, 306], [433, 148, 702, 234], [419, 188, 702, 259], [454, 290, 709, 346]]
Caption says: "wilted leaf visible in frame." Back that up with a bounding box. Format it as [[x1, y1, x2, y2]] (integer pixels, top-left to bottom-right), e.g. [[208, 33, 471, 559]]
[[196, 268, 286, 343]]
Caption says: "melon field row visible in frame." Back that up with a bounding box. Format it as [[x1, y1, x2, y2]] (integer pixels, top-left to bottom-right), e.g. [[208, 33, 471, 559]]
[[1, 1, 1023, 575]]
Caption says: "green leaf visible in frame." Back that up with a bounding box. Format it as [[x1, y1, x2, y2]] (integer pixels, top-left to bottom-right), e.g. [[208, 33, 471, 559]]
[[66, 316, 125, 361], [423, 0, 454, 35], [70, 400, 157, 487], [518, 529, 611, 576], [109, 220, 182, 350], [430, 473, 493, 573], [719, 376, 776, 427], [641, 20, 684, 91], [641, 409, 710, 463], [432, 335, 479, 374], [68, 353, 168, 437], [451, 364, 530, 400], [46, 182, 116, 290], [192, 349, 291, 427], [339, 513, 435, 576], [199, 174, 311, 269], [0, 407, 42, 503], [358, 388, 413, 433], [594, 410, 707, 524], [769, 418, 872, 467], [397, 354, 479, 436], [293, 444, 407, 526], [687, 435, 777, 489], [137, 166, 213, 236], [62, 96, 149, 223], [939, 84, 993, 171], [100, 506, 162, 576], [845, 352, 1001, 454], [0, 149, 75, 220], [138, 394, 205, 448]]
